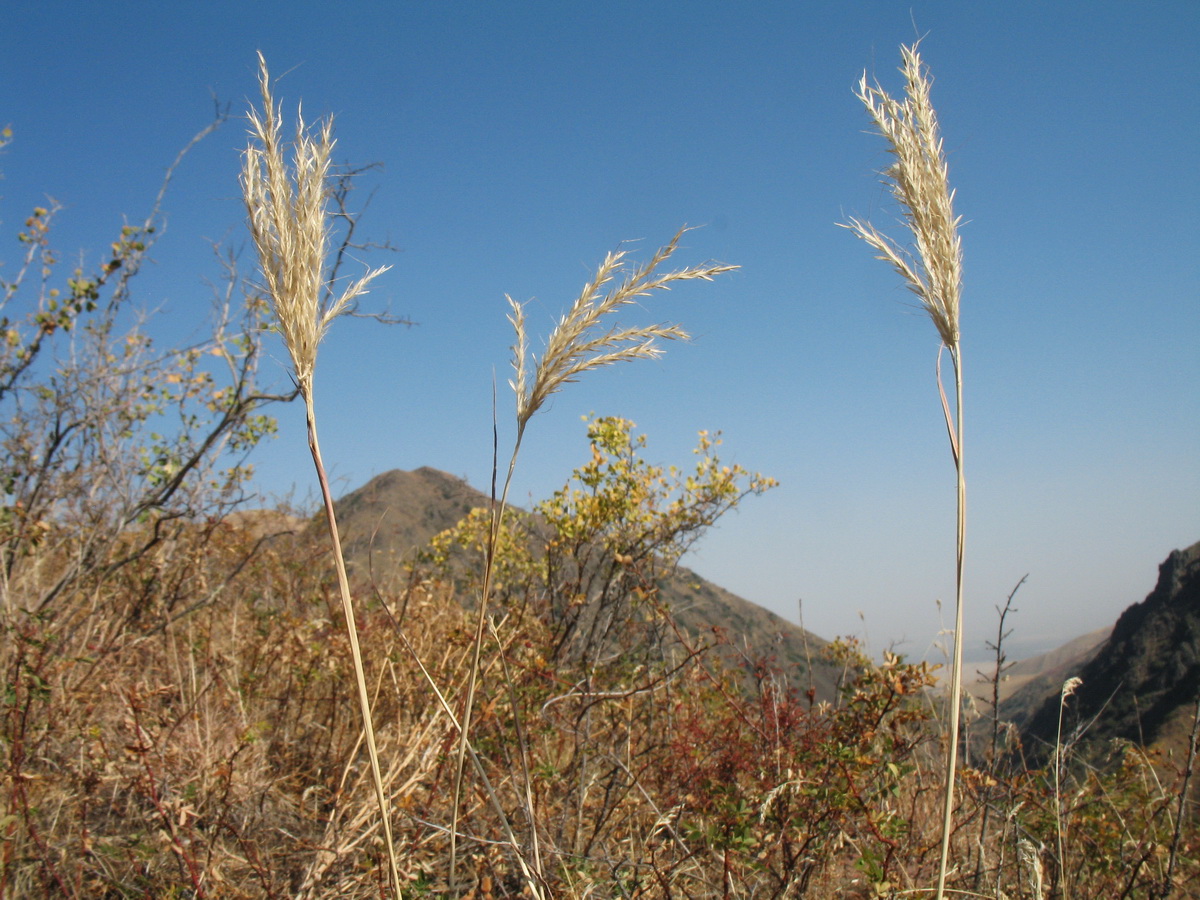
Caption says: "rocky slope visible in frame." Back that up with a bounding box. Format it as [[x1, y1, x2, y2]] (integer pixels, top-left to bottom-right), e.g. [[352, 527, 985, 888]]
[[1018, 540, 1200, 765]]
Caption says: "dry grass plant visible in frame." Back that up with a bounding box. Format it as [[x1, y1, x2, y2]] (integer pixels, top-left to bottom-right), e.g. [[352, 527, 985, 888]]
[[844, 41, 966, 900], [448, 228, 738, 890], [240, 52, 399, 898], [1163, 696, 1200, 898], [1055, 676, 1083, 898]]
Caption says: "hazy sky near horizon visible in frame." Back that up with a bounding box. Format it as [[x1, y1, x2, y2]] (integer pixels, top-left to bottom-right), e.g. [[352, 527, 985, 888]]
[[3, 2, 1197, 661]]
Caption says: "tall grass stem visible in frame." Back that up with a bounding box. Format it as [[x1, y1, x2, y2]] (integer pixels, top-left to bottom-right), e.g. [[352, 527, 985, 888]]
[[240, 52, 398, 897], [844, 42, 965, 900], [448, 228, 735, 890], [305, 391, 402, 895]]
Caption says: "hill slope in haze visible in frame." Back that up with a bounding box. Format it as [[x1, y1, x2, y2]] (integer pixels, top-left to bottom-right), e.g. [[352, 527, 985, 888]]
[[966, 627, 1111, 728], [327, 467, 842, 700]]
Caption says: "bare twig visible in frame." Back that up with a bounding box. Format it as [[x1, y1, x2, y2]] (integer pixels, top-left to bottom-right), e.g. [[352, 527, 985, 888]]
[[1161, 694, 1200, 899]]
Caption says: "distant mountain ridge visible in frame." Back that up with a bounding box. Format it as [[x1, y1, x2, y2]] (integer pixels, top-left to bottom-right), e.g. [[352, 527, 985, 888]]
[[1018, 540, 1200, 764], [285, 470, 1200, 752], [968, 627, 1111, 728], [327, 467, 842, 700]]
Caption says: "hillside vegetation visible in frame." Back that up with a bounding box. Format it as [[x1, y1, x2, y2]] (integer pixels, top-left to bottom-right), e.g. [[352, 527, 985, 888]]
[[331, 461, 841, 702], [4, 412, 1198, 896]]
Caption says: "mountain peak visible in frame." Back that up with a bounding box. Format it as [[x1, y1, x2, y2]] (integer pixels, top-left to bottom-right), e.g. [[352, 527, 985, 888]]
[[328, 468, 841, 698], [332, 468, 487, 575]]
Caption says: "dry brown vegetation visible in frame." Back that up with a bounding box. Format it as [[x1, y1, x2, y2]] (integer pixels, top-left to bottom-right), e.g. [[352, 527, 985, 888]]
[[4, 424, 1198, 898], [4, 510, 1198, 898]]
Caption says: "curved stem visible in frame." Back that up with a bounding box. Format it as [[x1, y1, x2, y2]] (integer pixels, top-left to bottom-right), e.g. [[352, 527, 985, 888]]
[[450, 422, 545, 897], [936, 345, 965, 900]]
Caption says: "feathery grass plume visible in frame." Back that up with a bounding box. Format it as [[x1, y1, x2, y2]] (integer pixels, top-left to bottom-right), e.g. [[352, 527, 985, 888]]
[[241, 53, 387, 395], [240, 52, 399, 899], [1018, 838, 1047, 900], [843, 42, 966, 900], [509, 228, 734, 432], [844, 44, 962, 352], [448, 227, 737, 890]]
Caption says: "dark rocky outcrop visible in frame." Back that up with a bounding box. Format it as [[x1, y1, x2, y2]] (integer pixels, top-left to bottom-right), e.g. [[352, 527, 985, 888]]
[[1019, 541, 1200, 765]]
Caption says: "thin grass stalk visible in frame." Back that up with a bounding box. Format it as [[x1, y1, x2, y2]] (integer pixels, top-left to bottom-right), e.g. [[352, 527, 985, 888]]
[[939, 343, 966, 898], [450, 429, 526, 890], [393, 628, 544, 896], [1056, 677, 1082, 899], [844, 42, 965, 900], [305, 390, 402, 896]]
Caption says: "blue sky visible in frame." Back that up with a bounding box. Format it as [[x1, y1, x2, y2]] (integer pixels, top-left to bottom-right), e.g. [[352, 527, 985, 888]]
[[3, 2, 1197, 661]]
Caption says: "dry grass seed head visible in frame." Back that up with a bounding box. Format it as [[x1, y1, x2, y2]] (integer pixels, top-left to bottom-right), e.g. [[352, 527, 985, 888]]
[[241, 52, 388, 393], [509, 227, 737, 429], [1061, 676, 1083, 701], [844, 43, 962, 349]]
